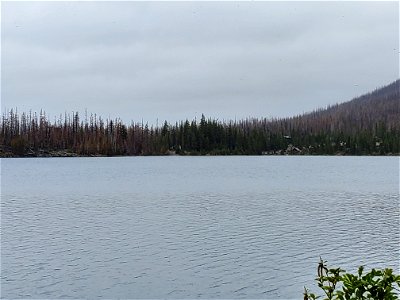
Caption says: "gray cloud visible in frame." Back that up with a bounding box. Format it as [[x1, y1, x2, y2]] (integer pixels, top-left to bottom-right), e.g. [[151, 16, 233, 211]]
[[2, 1, 399, 124]]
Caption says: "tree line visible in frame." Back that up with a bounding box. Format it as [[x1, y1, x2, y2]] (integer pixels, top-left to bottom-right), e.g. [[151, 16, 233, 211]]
[[1, 80, 399, 157]]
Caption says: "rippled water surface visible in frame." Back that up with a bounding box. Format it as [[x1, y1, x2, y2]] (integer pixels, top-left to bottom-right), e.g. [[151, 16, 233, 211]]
[[1, 156, 399, 299]]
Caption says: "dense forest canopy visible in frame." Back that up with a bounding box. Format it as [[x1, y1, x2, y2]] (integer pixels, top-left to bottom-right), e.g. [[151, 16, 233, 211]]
[[1, 80, 399, 157]]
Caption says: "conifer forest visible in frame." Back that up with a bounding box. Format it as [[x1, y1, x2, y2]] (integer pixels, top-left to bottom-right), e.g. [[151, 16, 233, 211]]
[[1, 80, 399, 157]]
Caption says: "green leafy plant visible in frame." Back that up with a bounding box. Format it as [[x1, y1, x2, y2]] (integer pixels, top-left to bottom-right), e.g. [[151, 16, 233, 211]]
[[304, 258, 400, 300]]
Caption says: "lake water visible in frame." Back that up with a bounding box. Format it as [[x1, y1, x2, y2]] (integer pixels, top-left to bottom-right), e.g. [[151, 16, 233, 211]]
[[1, 156, 399, 299]]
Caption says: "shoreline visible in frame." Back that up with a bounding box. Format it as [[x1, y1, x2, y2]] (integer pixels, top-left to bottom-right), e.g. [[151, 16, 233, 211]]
[[1, 150, 398, 158]]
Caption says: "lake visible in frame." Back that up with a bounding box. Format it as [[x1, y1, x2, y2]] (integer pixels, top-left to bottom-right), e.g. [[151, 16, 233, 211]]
[[1, 156, 399, 298]]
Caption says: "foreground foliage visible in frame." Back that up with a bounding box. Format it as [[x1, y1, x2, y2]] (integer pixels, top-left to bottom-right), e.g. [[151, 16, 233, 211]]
[[304, 258, 400, 300]]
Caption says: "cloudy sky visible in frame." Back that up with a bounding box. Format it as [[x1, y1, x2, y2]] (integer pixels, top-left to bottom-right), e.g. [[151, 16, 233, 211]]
[[2, 1, 399, 124]]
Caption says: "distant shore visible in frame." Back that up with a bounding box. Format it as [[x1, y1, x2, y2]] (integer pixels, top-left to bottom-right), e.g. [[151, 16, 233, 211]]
[[1, 148, 397, 158], [2, 81, 399, 159]]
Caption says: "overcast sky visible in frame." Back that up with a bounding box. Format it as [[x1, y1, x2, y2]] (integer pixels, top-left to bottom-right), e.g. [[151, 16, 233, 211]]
[[2, 1, 399, 124]]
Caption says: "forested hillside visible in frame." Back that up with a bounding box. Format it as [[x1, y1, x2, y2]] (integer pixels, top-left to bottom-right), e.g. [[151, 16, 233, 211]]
[[1, 80, 399, 157]]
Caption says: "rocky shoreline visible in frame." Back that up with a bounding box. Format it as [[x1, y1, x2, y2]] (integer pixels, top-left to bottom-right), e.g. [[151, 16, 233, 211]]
[[1, 148, 396, 158], [0, 148, 98, 158]]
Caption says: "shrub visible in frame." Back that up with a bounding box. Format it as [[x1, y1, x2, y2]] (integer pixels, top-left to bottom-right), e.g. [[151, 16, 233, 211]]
[[304, 258, 400, 300]]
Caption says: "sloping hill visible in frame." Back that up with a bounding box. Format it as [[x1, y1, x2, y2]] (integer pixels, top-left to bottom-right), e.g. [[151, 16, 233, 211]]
[[280, 80, 399, 134], [267, 80, 399, 154]]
